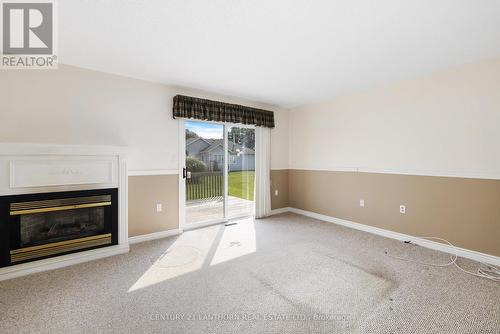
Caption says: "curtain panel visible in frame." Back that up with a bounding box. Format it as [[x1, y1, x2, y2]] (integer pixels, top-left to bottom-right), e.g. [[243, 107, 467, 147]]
[[254, 126, 272, 218], [173, 95, 275, 128]]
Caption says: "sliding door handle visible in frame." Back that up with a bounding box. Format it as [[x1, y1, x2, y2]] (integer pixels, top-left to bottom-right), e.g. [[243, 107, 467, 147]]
[[183, 168, 187, 179]]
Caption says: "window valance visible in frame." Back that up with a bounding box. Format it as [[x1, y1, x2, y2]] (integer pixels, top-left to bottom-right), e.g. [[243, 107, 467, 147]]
[[173, 95, 275, 128]]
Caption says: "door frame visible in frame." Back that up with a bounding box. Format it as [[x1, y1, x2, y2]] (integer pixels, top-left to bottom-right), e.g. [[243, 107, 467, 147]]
[[178, 118, 186, 232], [178, 119, 255, 231]]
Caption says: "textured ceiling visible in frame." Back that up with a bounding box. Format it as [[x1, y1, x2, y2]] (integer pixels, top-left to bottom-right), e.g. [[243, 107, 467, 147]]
[[59, 0, 500, 107]]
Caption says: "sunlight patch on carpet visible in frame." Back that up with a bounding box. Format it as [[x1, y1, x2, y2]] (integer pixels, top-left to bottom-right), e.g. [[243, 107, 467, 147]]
[[210, 217, 256, 266], [128, 225, 220, 292]]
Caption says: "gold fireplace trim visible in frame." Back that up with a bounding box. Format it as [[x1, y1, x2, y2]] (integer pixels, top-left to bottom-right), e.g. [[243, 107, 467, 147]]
[[10, 233, 112, 263], [10, 201, 112, 216]]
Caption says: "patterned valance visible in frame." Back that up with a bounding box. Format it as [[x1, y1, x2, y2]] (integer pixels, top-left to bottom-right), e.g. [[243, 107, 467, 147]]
[[173, 95, 275, 128]]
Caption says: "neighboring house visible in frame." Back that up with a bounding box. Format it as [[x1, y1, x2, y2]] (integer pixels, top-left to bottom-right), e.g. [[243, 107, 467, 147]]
[[186, 137, 255, 171]]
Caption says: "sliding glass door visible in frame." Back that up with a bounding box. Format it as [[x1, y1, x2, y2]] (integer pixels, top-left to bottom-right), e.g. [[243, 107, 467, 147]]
[[227, 125, 255, 219], [184, 120, 255, 227]]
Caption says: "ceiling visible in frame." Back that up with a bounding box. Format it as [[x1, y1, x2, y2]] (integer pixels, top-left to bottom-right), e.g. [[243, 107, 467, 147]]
[[59, 0, 500, 108]]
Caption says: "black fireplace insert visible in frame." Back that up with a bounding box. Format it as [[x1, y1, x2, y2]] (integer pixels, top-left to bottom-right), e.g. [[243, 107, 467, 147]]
[[0, 188, 118, 267]]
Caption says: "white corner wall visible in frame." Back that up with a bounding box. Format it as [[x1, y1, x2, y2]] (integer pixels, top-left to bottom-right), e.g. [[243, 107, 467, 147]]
[[0, 64, 289, 171], [289, 57, 500, 179]]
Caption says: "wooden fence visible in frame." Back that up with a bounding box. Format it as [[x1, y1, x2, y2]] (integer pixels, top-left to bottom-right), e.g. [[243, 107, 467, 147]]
[[186, 171, 223, 201]]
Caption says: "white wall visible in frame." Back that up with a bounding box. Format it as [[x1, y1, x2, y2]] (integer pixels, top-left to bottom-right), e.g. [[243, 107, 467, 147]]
[[270, 106, 289, 169], [289, 57, 500, 179], [0, 64, 288, 171]]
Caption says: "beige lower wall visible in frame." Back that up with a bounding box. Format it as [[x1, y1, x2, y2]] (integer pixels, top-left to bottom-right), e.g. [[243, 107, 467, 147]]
[[128, 170, 289, 237], [271, 169, 289, 209], [126, 170, 500, 258], [288, 169, 500, 257], [128, 175, 179, 237]]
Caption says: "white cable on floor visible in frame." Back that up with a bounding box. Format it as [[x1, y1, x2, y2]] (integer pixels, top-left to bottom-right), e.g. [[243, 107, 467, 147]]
[[384, 236, 500, 283]]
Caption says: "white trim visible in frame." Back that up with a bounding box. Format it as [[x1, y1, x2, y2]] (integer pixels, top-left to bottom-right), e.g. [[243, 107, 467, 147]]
[[118, 155, 129, 245], [0, 244, 129, 282], [270, 207, 292, 215], [288, 167, 500, 180], [178, 119, 186, 231], [128, 229, 182, 245], [223, 124, 229, 218], [128, 169, 178, 176], [290, 166, 358, 173], [269, 207, 500, 266]]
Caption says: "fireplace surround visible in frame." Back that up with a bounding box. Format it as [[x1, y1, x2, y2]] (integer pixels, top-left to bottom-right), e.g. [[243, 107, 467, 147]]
[[0, 188, 118, 267], [0, 143, 128, 281]]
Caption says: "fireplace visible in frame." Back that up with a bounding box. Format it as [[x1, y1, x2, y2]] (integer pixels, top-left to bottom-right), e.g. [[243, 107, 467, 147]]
[[0, 188, 118, 267]]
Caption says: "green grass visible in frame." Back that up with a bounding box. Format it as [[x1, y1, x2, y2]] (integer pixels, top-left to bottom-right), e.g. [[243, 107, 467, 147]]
[[228, 171, 255, 201]]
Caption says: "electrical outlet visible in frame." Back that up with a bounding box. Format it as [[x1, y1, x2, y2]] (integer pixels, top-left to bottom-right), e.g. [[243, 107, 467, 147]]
[[156, 203, 163, 212], [399, 205, 406, 214], [274, 189, 279, 196], [359, 199, 365, 207]]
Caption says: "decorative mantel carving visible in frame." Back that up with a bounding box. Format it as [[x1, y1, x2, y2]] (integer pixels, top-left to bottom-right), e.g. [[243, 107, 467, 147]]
[[9, 158, 114, 189]]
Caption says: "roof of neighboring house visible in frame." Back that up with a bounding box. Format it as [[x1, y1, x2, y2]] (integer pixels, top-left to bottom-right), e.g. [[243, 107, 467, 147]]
[[186, 137, 211, 147], [186, 137, 255, 155]]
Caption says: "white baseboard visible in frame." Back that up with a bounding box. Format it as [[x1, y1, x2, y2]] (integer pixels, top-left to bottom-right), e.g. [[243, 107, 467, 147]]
[[273, 207, 500, 267], [128, 229, 182, 245], [0, 243, 130, 282], [270, 207, 292, 215]]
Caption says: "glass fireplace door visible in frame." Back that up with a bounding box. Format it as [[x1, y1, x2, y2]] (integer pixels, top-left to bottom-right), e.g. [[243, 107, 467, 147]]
[[4, 190, 117, 265]]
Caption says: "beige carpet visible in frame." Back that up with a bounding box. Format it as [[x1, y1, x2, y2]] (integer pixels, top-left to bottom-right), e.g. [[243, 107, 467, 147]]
[[0, 213, 499, 333]]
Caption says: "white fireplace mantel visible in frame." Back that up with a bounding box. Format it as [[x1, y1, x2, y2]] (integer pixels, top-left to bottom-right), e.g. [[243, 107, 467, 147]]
[[0, 143, 129, 281]]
